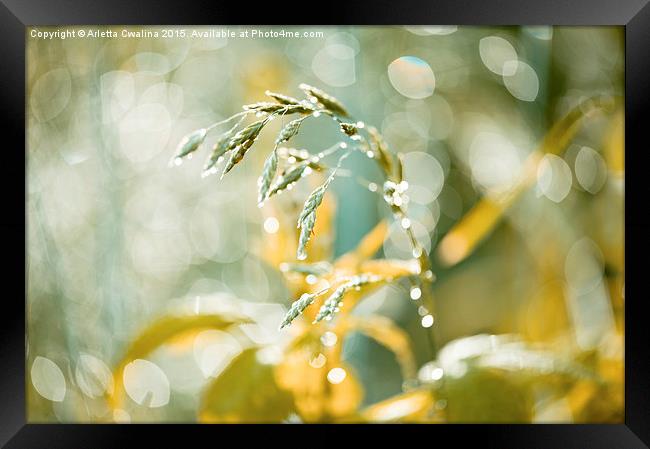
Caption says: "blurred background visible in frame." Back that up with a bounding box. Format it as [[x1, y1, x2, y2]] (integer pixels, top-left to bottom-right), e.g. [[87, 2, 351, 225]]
[[26, 25, 624, 423]]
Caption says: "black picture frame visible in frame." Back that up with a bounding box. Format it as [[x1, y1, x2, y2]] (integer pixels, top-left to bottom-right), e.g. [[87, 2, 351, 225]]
[[3, 0, 648, 447]]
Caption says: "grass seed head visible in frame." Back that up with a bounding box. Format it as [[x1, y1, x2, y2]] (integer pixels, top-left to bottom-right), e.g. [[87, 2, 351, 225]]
[[279, 287, 330, 329], [297, 211, 316, 260], [340, 122, 358, 137], [243, 102, 287, 114], [268, 161, 311, 197], [173, 128, 207, 161], [284, 103, 317, 115], [314, 285, 347, 323], [313, 274, 374, 323], [258, 149, 278, 205], [276, 117, 306, 146], [279, 293, 314, 329], [297, 180, 329, 228], [298, 83, 349, 117], [297, 151, 347, 227], [203, 123, 242, 175], [203, 135, 231, 174], [265, 90, 302, 105], [221, 118, 268, 177]]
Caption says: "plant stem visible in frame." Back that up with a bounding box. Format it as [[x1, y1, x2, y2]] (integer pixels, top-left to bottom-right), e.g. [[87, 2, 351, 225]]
[[350, 128, 439, 359]]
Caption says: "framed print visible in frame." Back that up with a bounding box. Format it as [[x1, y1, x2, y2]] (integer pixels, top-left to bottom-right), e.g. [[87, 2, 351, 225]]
[[2, 0, 649, 447]]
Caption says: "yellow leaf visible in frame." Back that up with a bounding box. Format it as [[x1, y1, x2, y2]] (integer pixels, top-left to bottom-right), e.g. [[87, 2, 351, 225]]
[[109, 312, 250, 410], [358, 258, 421, 279], [354, 390, 438, 423], [275, 344, 363, 422], [199, 348, 295, 423], [437, 196, 511, 267]]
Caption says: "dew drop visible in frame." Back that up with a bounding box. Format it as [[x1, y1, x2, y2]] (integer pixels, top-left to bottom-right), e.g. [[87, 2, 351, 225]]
[[309, 353, 327, 368], [410, 286, 422, 300], [327, 367, 347, 384], [421, 314, 434, 328], [263, 216, 280, 234]]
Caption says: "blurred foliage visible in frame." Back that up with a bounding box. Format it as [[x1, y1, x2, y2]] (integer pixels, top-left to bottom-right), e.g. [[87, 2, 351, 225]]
[[27, 25, 623, 423]]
